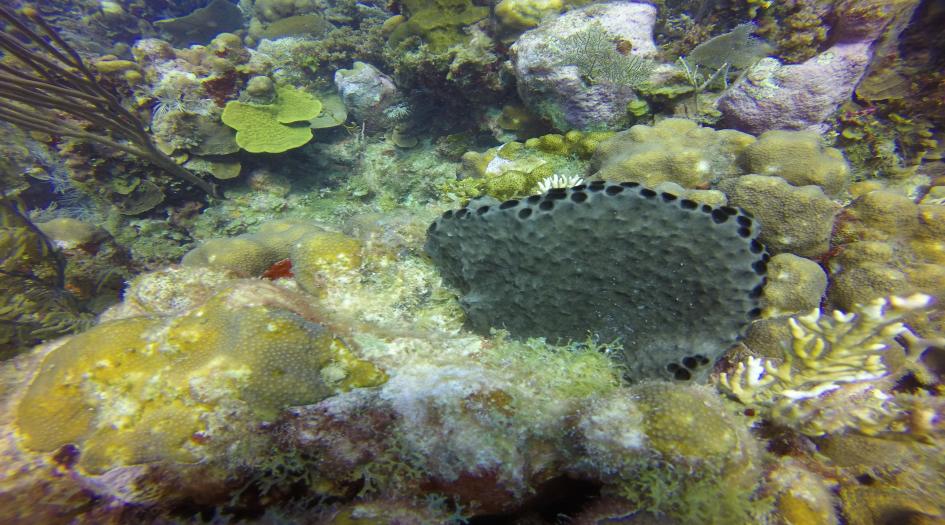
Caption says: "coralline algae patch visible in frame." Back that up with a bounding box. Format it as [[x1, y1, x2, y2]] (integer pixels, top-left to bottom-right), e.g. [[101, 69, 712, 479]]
[[12, 280, 385, 475], [425, 180, 769, 382]]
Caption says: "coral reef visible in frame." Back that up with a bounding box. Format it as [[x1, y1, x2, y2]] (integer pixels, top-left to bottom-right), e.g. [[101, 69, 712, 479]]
[[2, 232, 774, 523], [1, 0, 944, 522]]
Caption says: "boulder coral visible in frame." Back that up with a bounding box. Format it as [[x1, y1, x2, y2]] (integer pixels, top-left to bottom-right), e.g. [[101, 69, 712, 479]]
[[760, 253, 828, 317], [11, 279, 385, 493], [592, 118, 755, 188], [740, 130, 850, 198], [719, 174, 841, 257], [590, 119, 851, 199], [828, 190, 945, 333]]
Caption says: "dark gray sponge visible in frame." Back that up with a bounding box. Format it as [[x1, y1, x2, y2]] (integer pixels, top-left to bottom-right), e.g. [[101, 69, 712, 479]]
[[424, 181, 769, 382]]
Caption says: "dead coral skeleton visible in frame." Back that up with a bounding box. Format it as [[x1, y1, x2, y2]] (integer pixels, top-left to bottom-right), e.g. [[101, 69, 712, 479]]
[[718, 294, 945, 439]]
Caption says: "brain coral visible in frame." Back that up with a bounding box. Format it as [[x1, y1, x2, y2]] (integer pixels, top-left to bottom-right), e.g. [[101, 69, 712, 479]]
[[14, 280, 386, 475], [425, 181, 769, 382]]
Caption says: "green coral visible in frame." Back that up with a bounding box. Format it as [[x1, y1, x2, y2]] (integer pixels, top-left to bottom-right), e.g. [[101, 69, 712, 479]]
[[221, 85, 322, 153], [387, 0, 489, 52], [607, 383, 768, 525]]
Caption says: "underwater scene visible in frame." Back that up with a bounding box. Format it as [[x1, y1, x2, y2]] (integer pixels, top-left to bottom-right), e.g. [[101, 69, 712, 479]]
[[1, 0, 944, 523]]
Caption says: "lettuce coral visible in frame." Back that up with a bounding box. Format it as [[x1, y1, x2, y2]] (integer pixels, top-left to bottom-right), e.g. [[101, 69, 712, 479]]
[[221, 85, 322, 153]]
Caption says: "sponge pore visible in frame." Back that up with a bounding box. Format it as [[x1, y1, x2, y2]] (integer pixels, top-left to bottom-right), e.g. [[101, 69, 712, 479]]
[[424, 181, 768, 382]]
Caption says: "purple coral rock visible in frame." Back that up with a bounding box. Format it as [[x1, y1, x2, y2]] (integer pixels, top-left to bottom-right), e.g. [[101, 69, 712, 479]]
[[510, 1, 657, 131], [334, 61, 401, 130], [718, 42, 871, 134]]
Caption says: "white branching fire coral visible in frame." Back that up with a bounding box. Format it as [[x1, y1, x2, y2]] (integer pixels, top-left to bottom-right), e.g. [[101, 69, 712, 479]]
[[535, 173, 585, 193], [718, 294, 944, 438]]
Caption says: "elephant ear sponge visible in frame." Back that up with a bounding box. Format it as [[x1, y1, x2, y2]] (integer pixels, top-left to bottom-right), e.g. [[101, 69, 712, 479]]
[[14, 281, 386, 474], [424, 181, 769, 382]]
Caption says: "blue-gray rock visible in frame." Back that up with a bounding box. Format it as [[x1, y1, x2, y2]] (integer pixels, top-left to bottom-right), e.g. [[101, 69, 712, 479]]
[[334, 62, 401, 131]]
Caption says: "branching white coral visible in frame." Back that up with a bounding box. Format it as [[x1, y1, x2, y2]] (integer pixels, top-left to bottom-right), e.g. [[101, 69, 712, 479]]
[[718, 294, 943, 437], [536, 173, 585, 193]]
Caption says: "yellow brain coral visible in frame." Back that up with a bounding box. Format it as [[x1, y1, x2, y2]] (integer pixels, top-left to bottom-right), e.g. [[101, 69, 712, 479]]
[[14, 281, 386, 474]]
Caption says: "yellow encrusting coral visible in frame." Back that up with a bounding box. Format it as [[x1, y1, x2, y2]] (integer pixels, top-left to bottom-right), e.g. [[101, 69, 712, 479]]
[[291, 231, 364, 294], [14, 281, 386, 474], [718, 294, 942, 438]]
